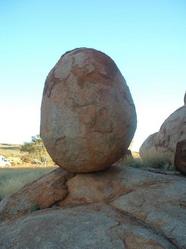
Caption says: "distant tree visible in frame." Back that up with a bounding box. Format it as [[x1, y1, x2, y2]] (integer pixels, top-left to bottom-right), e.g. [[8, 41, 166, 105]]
[[21, 142, 35, 153], [21, 135, 53, 165]]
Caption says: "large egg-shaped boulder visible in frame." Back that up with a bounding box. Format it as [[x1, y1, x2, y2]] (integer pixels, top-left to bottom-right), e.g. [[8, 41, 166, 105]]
[[40, 48, 137, 173]]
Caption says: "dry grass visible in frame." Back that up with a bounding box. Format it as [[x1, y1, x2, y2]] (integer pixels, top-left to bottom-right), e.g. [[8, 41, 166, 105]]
[[0, 167, 54, 200], [0, 143, 55, 200], [0, 144, 21, 158], [0, 143, 53, 166], [123, 151, 174, 170], [0, 150, 175, 200]]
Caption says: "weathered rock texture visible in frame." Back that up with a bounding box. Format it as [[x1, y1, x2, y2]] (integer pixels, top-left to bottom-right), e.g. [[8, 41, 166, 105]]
[[184, 92, 186, 105], [0, 166, 186, 248], [139, 132, 158, 157], [175, 139, 186, 175], [40, 48, 137, 173], [140, 105, 186, 164], [0, 168, 73, 222], [0, 204, 178, 249]]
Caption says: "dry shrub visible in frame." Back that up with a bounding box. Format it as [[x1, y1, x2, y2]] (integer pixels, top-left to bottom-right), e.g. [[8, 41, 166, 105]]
[[123, 151, 174, 170], [142, 151, 173, 170], [8, 157, 22, 166], [21, 154, 32, 163]]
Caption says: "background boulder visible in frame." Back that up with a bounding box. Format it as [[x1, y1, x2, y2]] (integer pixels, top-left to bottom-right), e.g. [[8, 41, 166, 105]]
[[175, 139, 186, 175], [139, 132, 158, 158], [140, 96, 186, 165]]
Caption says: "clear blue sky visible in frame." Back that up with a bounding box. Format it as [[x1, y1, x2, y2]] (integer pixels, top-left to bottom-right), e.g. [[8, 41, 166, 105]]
[[0, 0, 185, 150]]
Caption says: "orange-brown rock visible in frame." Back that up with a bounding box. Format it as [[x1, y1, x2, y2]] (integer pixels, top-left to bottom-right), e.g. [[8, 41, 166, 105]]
[[175, 139, 186, 175], [0, 204, 176, 249], [140, 105, 186, 164], [0, 168, 73, 222], [40, 48, 137, 173], [0, 166, 186, 248]]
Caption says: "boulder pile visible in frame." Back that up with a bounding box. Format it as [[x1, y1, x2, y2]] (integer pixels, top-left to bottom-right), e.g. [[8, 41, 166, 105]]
[[0, 166, 186, 249], [40, 48, 137, 173], [0, 50, 185, 249], [140, 93, 186, 173]]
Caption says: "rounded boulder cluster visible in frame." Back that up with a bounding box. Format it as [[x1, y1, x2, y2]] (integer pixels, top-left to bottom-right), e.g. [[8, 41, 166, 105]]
[[140, 92, 186, 166], [40, 48, 137, 173]]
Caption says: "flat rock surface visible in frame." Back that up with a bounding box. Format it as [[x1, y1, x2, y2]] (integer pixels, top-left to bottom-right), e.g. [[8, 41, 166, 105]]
[[0, 204, 177, 249], [0, 166, 185, 248]]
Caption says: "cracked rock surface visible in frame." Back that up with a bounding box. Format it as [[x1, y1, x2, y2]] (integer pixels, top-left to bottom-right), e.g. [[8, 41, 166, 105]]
[[0, 204, 177, 249], [0, 168, 73, 222], [40, 48, 137, 173], [0, 166, 186, 249]]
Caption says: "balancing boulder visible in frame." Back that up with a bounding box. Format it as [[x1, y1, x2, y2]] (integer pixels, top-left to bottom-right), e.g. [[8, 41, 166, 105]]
[[41, 48, 137, 173]]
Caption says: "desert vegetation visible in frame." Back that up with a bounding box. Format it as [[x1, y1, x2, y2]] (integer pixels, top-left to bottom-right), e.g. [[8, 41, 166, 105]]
[[0, 136, 55, 199], [0, 167, 54, 200], [123, 151, 174, 171], [0, 152, 175, 200], [20, 135, 54, 165], [0, 135, 53, 167]]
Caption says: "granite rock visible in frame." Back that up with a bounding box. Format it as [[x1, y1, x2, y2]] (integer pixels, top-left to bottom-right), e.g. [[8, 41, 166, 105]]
[[41, 48, 137, 173]]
